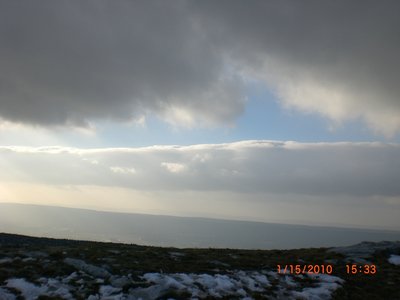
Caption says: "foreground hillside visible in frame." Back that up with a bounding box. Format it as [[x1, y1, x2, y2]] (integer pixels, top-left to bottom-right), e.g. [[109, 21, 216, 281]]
[[0, 233, 399, 299]]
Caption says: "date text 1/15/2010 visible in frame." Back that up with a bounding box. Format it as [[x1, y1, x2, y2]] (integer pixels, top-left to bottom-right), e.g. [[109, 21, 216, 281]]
[[276, 264, 377, 275]]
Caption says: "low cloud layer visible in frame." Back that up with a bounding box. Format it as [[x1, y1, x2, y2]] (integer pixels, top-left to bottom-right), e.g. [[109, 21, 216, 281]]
[[1, 1, 400, 134], [1, 141, 399, 197]]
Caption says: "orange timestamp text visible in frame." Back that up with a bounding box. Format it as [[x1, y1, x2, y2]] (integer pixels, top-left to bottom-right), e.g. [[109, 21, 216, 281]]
[[277, 264, 333, 275], [276, 264, 378, 275]]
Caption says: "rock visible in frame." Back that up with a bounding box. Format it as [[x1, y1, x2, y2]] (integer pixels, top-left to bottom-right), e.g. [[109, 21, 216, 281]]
[[110, 275, 131, 288], [64, 258, 111, 279]]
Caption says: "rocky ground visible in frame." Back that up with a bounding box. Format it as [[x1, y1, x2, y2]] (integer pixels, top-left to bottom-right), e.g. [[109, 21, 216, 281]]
[[0, 233, 399, 299]]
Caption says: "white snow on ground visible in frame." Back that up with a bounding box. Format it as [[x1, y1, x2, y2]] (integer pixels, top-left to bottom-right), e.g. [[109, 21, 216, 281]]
[[0, 270, 345, 299], [388, 254, 400, 265], [291, 274, 344, 300], [0, 257, 13, 264], [282, 275, 297, 287], [110, 275, 131, 288], [37, 278, 74, 299], [6, 277, 74, 300], [99, 285, 122, 297], [0, 257, 345, 300], [330, 241, 400, 264], [169, 251, 186, 260], [0, 287, 16, 300], [61, 271, 79, 284], [22, 257, 36, 262], [128, 270, 343, 299], [6, 278, 47, 299]]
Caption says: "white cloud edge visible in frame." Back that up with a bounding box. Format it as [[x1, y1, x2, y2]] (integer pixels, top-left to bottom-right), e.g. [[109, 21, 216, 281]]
[[1, 139, 397, 154]]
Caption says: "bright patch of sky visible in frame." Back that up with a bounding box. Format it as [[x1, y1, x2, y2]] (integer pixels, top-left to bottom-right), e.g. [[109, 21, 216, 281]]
[[1, 83, 397, 148], [58, 83, 400, 148]]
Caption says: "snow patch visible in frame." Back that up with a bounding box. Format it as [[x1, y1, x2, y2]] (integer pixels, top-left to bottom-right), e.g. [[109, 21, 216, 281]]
[[291, 274, 344, 300], [0, 257, 13, 264], [0, 287, 16, 300], [0, 270, 344, 300], [22, 257, 36, 262], [62, 272, 79, 284], [99, 285, 122, 297], [330, 241, 400, 261], [388, 254, 400, 265], [6, 278, 46, 299], [135, 271, 264, 298], [4, 276, 78, 299], [129, 270, 344, 299]]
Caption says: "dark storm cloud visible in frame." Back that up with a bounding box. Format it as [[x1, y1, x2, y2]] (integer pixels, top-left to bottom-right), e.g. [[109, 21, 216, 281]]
[[1, 1, 400, 133], [0, 0, 244, 127]]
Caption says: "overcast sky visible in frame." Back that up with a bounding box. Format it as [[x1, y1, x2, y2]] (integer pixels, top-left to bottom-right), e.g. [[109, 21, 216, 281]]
[[1, 0, 400, 230]]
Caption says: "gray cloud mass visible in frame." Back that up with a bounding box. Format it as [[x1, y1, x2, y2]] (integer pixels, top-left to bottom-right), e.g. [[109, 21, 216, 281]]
[[1, 141, 399, 197], [0, 0, 244, 127], [0, 1, 400, 134]]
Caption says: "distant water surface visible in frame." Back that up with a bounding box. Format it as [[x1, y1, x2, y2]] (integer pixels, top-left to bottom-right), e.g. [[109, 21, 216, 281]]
[[0, 203, 399, 249]]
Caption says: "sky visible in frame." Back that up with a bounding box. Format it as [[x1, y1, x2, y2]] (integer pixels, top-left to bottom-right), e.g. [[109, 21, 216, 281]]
[[0, 0, 400, 230]]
